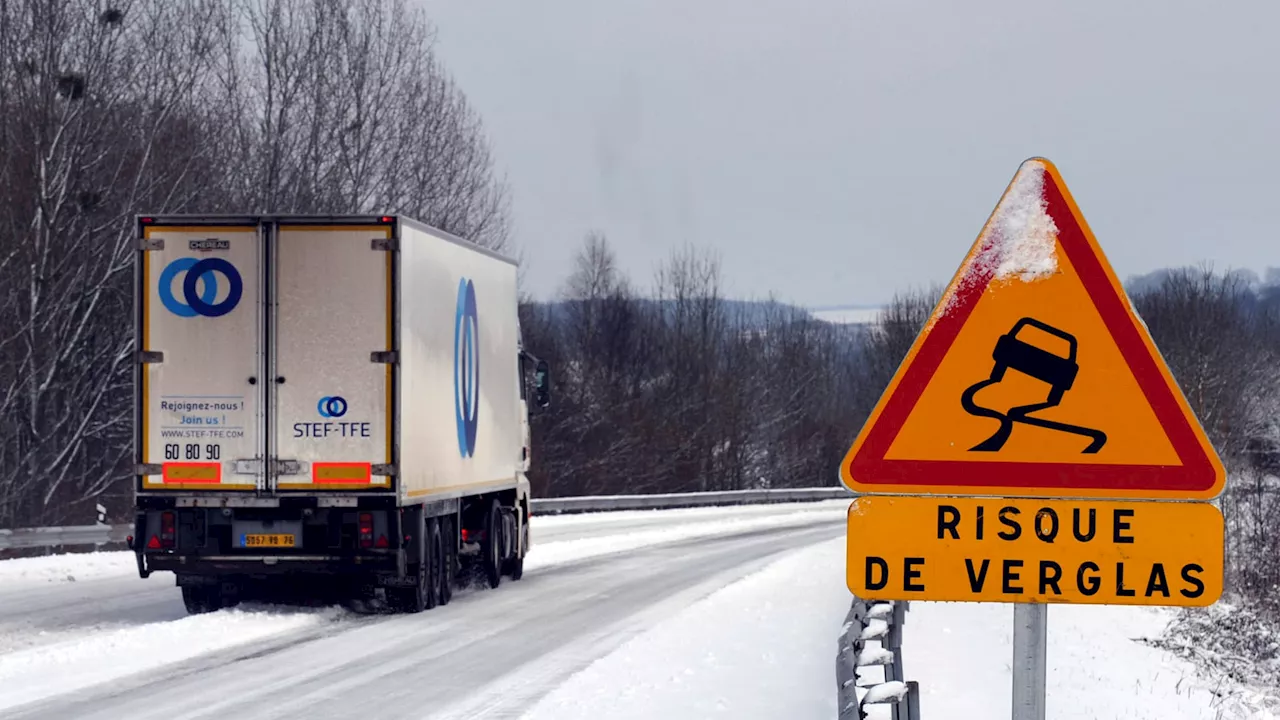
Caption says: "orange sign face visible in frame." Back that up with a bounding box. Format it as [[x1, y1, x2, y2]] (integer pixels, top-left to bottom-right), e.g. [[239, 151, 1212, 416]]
[[842, 158, 1224, 499], [845, 495, 1223, 606]]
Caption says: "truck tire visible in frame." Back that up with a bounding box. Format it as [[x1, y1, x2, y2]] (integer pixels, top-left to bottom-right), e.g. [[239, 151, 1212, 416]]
[[388, 518, 437, 614], [439, 515, 455, 606], [482, 499, 503, 589], [182, 585, 222, 615], [425, 517, 443, 611], [505, 518, 528, 581]]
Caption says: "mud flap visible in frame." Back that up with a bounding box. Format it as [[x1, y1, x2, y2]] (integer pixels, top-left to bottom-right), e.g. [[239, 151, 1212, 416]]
[[133, 513, 152, 578]]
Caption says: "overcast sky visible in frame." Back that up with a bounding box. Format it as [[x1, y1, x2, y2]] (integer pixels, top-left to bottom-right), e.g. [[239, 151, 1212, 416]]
[[417, 0, 1278, 308]]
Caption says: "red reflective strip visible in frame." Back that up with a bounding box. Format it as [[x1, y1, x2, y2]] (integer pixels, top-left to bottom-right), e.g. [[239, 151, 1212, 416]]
[[312, 462, 372, 484], [161, 462, 222, 484]]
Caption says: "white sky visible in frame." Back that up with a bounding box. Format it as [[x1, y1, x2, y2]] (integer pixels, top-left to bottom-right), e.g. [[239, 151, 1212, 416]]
[[417, 0, 1279, 307]]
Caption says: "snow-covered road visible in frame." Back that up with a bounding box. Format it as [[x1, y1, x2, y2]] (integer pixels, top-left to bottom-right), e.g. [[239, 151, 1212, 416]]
[[0, 501, 847, 718]]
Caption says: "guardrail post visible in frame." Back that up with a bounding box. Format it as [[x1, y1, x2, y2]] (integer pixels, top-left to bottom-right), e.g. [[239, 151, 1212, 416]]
[[906, 680, 921, 720], [838, 596, 919, 720], [887, 600, 906, 683]]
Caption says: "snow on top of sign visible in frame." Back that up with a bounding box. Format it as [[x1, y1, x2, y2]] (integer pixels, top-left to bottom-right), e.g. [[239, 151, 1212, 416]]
[[979, 159, 1059, 283], [938, 160, 1060, 321]]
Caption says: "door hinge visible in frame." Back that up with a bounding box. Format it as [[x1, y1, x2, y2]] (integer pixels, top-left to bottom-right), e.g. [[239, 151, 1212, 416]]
[[234, 458, 264, 475], [273, 459, 305, 476], [371, 350, 398, 364], [371, 238, 398, 251], [372, 463, 397, 477], [137, 350, 164, 364], [137, 463, 163, 475], [139, 237, 164, 251]]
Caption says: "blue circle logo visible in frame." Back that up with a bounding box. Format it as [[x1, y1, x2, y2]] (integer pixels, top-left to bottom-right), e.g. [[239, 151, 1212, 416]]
[[159, 257, 242, 318], [318, 396, 348, 418], [454, 278, 479, 458]]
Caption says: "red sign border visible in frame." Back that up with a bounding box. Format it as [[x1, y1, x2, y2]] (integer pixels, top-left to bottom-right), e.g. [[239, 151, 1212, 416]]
[[843, 159, 1225, 499]]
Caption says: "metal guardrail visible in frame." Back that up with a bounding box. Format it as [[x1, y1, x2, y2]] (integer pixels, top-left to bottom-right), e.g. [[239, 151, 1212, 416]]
[[531, 486, 852, 514], [0, 524, 131, 551], [0, 487, 852, 550], [837, 597, 921, 720]]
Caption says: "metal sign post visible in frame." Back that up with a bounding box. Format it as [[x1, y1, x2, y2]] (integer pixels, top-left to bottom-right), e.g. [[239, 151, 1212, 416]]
[[1011, 604, 1047, 720]]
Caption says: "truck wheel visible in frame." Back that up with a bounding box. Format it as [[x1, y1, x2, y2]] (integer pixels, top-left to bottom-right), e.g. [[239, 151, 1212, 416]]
[[424, 517, 442, 611], [505, 519, 528, 581], [482, 499, 503, 589], [389, 540, 435, 614], [181, 585, 222, 615], [439, 515, 455, 606]]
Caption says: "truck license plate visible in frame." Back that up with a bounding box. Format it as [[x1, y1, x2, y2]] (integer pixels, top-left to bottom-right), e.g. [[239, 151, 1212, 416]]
[[240, 533, 296, 548]]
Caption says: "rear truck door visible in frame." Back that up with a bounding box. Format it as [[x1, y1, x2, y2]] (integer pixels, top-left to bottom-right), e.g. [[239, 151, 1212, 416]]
[[137, 221, 264, 491], [270, 221, 396, 492]]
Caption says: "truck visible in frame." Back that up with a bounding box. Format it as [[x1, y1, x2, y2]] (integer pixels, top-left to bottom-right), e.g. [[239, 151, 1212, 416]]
[[127, 215, 550, 614]]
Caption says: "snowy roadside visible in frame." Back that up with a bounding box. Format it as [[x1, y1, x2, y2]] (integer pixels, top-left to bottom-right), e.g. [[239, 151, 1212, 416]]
[[0, 551, 137, 587], [521, 536, 850, 719], [0, 504, 846, 714], [523, 502, 846, 572], [0, 606, 346, 713], [0, 500, 848, 590], [1148, 603, 1280, 718], [906, 600, 1279, 719]]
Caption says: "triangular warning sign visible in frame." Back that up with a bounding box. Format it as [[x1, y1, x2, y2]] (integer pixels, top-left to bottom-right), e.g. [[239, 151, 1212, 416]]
[[842, 157, 1225, 500]]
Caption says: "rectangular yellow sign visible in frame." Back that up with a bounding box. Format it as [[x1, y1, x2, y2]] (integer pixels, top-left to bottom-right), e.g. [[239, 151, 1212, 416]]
[[846, 495, 1222, 606]]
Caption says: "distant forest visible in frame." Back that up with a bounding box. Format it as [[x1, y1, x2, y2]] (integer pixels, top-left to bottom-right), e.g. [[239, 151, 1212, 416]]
[[521, 246, 1280, 629]]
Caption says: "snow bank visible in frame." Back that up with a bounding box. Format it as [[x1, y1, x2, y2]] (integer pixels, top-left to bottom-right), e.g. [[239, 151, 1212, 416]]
[[0, 605, 342, 712], [0, 550, 136, 587], [522, 536, 849, 719], [906, 601, 1277, 719]]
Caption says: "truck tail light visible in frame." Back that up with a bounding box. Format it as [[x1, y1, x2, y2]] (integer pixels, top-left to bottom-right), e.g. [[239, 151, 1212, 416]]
[[358, 512, 373, 549], [159, 511, 176, 549]]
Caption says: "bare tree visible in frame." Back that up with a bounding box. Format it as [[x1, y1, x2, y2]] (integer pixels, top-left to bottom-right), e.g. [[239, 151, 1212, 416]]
[[0, 0, 512, 528], [0, 0, 233, 527], [217, 0, 511, 248], [1130, 266, 1280, 615]]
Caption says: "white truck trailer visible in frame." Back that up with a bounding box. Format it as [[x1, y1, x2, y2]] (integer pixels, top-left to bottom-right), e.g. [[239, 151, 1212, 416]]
[[128, 215, 550, 614]]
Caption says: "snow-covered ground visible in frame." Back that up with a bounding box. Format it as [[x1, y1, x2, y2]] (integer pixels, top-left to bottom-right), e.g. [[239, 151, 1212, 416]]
[[908, 601, 1279, 720], [0, 501, 848, 592], [3, 500, 1276, 719], [523, 501, 846, 571], [0, 502, 846, 714], [523, 532, 1278, 720], [0, 606, 344, 713], [0, 551, 137, 587], [523, 536, 850, 719], [809, 305, 882, 325]]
